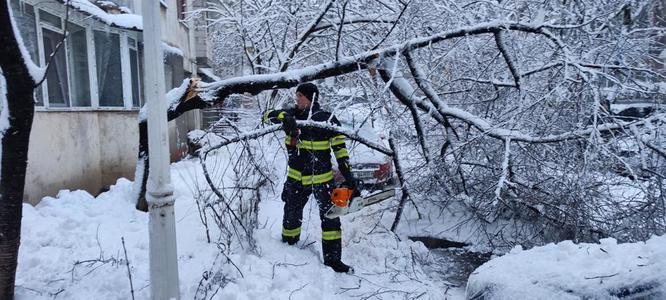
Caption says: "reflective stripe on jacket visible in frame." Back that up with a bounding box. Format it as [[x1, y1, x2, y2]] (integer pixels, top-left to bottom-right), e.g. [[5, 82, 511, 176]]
[[263, 106, 353, 185]]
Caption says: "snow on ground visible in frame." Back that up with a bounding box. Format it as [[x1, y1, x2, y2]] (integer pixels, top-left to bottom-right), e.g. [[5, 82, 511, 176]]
[[16, 132, 663, 299], [466, 235, 666, 299], [15, 153, 460, 299]]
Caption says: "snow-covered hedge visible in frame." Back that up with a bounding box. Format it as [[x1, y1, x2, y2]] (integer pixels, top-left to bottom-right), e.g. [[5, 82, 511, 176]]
[[466, 235, 666, 299]]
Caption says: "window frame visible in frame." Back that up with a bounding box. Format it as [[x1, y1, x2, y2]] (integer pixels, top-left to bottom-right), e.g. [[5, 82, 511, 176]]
[[37, 11, 72, 108], [65, 21, 92, 107], [24, 0, 145, 112], [127, 37, 144, 108]]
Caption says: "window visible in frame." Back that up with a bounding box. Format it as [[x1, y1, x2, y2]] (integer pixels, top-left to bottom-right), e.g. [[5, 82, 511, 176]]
[[164, 62, 174, 90], [177, 0, 185, 20], [39, 10, 61, 28], [42, 27, 69, 106], [67, 23, 90, 106], [94, 30, 124, 107], [10, 0, 38, 63], [10, 0, 41, 105], [129, 38, 143, 107], [14, 1, 146, 110]]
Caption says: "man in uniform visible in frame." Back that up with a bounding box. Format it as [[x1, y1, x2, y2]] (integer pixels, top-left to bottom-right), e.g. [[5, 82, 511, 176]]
[[263, 82, 358, 273]]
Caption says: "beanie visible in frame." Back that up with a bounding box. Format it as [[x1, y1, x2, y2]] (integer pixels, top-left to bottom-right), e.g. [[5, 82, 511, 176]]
[[296, 83, 319, 103]]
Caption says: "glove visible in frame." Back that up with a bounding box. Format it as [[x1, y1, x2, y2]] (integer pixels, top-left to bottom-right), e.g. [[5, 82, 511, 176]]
[[282, 115, 297, 134], [343, 177, 363, 191]]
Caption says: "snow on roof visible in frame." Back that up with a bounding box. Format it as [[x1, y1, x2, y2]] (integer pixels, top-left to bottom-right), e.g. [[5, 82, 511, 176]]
[[69, 0, 142, 30], [162, 42, 184, 57], [467, 235, 666, 299]]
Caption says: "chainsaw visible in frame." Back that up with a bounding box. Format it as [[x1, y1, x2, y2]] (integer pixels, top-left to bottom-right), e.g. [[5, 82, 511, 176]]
[[325, 186, 396, 219]]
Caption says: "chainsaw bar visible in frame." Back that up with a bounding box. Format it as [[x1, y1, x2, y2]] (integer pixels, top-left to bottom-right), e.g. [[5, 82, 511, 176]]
[[324, 188, 396, 219]]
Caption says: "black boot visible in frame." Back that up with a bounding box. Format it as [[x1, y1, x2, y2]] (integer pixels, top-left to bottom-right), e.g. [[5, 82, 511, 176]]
[[282, 235, 299, 245], [324, 260, 354, 274]]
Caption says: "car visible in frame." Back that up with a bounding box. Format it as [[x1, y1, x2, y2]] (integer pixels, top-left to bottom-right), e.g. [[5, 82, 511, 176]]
[[332, 117, 395, 191]]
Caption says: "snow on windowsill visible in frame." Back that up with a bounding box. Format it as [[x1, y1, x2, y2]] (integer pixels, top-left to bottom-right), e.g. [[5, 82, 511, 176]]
[[35, 106, 141, 112], [162, 42, 184, 57], [69, 0, 143, 30]]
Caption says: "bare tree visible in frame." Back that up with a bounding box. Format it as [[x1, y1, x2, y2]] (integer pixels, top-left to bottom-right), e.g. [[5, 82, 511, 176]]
[[0, 0, 77, 296], [0, 2, 37, 297], [135, 0, 665, 251]]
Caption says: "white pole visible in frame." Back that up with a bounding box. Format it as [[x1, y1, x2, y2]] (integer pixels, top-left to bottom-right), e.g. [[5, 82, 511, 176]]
[[141, 1, 180, 299]]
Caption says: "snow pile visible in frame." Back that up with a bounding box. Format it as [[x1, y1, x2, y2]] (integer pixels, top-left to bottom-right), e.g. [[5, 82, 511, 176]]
[[15, 153, 458, 299], [466, 236, 666, 299], [69, 0, 142, 30]]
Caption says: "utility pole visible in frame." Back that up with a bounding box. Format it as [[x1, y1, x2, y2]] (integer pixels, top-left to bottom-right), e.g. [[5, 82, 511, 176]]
[[141, 1, 180, 299]]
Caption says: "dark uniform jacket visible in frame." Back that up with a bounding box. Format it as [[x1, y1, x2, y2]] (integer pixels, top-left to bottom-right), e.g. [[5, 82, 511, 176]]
[[263, 104, 353, 185]]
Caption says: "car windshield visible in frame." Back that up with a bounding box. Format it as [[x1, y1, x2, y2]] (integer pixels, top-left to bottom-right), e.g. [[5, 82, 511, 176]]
[[339, 120, 387, 165]]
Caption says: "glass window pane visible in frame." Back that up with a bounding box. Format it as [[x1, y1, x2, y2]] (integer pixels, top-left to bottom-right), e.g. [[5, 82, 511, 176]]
[[130, 48, 141, 107], [94, 30, 123, 106], [42, 28, 69, 106], [138, 42, 145, 106], [39, 10, 61, 28], [164, 62, 173, 91], [67, 22, 90, 106], [10, 1, 38, 63], [10, 1, 42, 105]]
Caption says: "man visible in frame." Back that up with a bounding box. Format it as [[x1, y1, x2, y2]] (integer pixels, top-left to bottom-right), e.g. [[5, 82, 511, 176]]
[[263, 82, 358, 273]]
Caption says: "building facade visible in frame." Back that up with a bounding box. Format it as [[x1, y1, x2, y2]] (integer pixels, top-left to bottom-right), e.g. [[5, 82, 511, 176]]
[[9, 0, 203, 204]]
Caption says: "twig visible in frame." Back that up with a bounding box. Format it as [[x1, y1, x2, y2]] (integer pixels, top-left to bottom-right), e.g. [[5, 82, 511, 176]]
[[121, 237, 136, 300], [389, 136, 411, 232], [584, 272, 619, 280], [34, 0, 71, 88], [271, 262, 308, 279], [289, 283, 309, 300]]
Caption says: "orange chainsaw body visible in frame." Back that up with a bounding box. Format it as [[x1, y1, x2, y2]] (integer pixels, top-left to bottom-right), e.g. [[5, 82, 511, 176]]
[[331, 187, 354, 207]]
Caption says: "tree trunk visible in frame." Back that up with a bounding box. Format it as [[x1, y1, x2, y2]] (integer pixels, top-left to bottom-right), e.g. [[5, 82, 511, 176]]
[[0, 2, 37, 298]]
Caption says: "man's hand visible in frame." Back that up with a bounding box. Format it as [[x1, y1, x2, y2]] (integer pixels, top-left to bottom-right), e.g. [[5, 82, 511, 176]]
[[343, 177, 363, 191], [282, 114, 297, 134]]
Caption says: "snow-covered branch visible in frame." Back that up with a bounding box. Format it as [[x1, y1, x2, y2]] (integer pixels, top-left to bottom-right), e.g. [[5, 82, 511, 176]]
[[494, 139, 511, 204], [312, 15, 395, 32], [278, 0, 336, 72], [197, 20, 582, 103], [203, 121, 393, 156], [493, 31, 521, 90]]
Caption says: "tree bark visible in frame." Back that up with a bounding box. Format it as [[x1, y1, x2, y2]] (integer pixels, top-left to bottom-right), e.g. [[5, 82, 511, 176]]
[[0, 2, 37, 298]]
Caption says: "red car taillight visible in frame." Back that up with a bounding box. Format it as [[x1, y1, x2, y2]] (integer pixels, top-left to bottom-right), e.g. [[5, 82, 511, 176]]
[[373, 162, 392, 179]]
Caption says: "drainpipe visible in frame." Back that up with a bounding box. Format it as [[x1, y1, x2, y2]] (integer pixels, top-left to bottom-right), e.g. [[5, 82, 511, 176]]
[[141, 1, 180, 299]]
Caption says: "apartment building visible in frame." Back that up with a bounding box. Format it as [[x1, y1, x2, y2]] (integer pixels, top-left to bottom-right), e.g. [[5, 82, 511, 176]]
[[9, 0, 205, 204]]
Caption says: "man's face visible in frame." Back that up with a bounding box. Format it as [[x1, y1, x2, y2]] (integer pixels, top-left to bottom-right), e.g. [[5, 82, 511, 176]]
[[295, 92, 311, 110]]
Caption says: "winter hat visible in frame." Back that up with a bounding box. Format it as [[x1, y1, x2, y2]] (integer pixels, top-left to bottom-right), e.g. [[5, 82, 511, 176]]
[[296, 83, 319, 103]]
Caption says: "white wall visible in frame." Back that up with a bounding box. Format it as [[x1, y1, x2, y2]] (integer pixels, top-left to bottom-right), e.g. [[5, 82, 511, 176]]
[[135, 0, 195, 73], [24, 111, 139, 204]]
